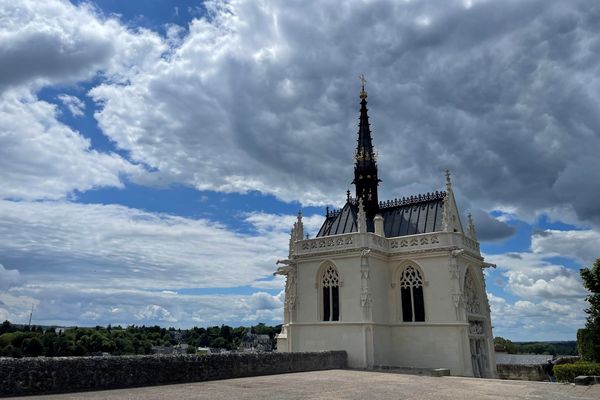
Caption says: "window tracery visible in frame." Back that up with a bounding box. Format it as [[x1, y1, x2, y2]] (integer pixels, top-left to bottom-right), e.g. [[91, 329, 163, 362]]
[[399, 265, 425, 322], [321, 265, 340, 321]]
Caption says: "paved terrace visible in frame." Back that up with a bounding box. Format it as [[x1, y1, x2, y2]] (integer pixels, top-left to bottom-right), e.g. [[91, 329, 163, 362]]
[[8, 370, 600, 400]]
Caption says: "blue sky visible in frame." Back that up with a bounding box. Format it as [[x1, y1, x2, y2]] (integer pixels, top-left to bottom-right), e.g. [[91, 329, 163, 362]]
[[1, 0, 599, 341]]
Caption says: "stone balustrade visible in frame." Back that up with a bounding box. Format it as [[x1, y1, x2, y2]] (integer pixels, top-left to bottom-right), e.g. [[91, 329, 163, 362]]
[[296, 231, 480, 257]]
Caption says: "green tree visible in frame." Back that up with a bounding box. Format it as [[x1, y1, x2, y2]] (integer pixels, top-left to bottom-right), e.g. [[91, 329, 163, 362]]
[[0, 320, 15, 334], [580, 258, 600, 361], [22, 337, 44, 357], [494, 337, 516, 353], [209, 337, 228, 348]]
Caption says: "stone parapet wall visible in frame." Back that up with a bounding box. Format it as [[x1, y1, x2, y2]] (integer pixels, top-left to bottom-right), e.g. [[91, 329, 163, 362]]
[[496, 364, 545, 381], [0, 351, 347, 397]]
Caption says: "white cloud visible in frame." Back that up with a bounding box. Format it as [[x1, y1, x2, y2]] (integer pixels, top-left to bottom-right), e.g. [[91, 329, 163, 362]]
[[486, 251, 585, 299], [532, 229, 600, 266], [0, 200, 310, 326], [57, 94, 86, 117], [244, 212, 325, 237], [1, 283, 284, 328], [484, 242, 589, 340], [0, 200, 312, 289], [488, 292, 585, 341], [135, 305, 176, 323], [0, 0, 166, 202], [0, 90, 141, 200], [0, 0, 165, 92]]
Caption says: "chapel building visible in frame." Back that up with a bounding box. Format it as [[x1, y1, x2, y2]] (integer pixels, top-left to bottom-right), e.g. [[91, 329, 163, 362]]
[[275, 82, 497, 378]]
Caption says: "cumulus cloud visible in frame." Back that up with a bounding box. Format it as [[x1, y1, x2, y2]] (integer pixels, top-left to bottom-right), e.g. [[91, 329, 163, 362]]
[[488, 292, 585, 340], [0, 0, 165, 201], [57, 94, 86, 117], [0, 0, 165, 92], [483, 243, 589, 338], [532, 229, 600, 266], [82, 0, 600, 228], [486, 251, 586, 300], [0, 90, 141, 200]]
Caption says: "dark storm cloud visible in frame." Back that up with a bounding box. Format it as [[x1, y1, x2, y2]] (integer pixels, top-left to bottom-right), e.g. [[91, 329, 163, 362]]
[[471, 209, 516, 242], [86, 0, 600, 228]]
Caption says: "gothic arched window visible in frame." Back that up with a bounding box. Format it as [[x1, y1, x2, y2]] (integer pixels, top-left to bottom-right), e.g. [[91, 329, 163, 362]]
[[399, 265, 425, 322], [321, 265, 340, 321]]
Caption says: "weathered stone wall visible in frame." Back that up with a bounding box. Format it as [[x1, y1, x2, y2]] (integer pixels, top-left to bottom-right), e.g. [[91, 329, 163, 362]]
[[496, 364, 546, 381], [0, 351, 347, 397]]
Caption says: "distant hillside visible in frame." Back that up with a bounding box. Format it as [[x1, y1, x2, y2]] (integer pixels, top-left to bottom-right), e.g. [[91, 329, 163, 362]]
[[495, 337, 577, 356], [0, 320, 281, 358]]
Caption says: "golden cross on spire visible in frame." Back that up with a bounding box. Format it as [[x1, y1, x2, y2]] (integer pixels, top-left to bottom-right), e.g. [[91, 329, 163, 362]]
[[358, 74, 368, 99]]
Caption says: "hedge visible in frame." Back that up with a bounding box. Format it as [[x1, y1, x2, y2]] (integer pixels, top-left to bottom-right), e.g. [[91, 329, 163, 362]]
[[554, 361, 600, 382]]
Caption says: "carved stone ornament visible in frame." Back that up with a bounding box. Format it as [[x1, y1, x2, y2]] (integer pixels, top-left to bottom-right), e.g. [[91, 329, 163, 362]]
[[357, 197, 367, 233], [452, 291, 462, 309], [464, 269, 482, 315], [468, 320, 484, 336], [360, 291, 373, 307]]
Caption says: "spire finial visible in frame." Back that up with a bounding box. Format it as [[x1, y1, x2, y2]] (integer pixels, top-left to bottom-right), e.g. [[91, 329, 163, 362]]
[[294, 209, 304, 242], [359, 74, 367, 99], [445, 169, 452, 191], [347, 190, 351, 202], [467, 210, 477, 240]]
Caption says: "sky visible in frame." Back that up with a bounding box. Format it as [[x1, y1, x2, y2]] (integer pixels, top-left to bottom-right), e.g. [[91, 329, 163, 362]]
[[0, 0, 598, 341]]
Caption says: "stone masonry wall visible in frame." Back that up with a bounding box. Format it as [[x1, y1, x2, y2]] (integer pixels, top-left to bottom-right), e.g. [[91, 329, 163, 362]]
[[0, 351, 347, 397], [496, 364, 546, 381]]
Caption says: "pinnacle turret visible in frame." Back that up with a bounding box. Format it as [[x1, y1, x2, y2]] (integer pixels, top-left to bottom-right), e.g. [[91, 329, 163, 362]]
[[352, 75, 380, 219]]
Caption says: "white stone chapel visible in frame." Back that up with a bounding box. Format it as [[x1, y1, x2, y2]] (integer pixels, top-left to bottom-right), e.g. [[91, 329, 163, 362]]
[[275, 81, 497, 378]]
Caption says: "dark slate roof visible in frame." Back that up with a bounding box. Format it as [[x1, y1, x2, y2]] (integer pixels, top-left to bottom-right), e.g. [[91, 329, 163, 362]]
[[317, 202, 358, 237], [316, 192, 446, 238]]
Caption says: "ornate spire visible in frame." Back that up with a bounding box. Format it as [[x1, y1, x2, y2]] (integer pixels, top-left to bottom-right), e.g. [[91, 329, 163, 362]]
[[352, 75, 380, 220]]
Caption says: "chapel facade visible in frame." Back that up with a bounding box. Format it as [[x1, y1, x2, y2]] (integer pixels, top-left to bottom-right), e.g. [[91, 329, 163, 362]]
[[275, 82, 497, 377]]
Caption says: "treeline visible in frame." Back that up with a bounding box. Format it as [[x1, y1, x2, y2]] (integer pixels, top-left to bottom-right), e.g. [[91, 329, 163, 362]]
[[494, 337, 577, 356], [0, 320, 280, 358]]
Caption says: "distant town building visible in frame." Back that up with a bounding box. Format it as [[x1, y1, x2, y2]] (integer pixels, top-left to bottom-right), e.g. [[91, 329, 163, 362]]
[[275, 81, 497, 378], [240, 333, 272, 352], [151, 343, 189, 355]]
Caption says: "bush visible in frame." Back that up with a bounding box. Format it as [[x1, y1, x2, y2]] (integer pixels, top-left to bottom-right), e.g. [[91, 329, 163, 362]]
[[554, 361, 600, 382]]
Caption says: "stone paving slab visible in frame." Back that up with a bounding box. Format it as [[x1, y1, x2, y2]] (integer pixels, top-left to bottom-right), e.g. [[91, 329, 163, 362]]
[[6, 369, 600, 400]]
